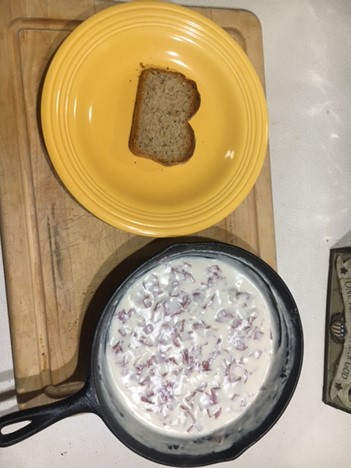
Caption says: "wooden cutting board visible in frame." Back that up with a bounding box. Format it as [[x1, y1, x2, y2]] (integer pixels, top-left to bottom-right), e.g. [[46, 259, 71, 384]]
[[0, 0, 276, 409]]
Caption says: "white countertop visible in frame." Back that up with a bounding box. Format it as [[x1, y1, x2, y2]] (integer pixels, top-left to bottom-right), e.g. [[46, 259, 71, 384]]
[[1, 0, 351, 467]]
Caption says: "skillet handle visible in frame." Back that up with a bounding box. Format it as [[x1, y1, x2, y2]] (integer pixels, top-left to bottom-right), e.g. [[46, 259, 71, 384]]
[[0, 380, 99, 447]]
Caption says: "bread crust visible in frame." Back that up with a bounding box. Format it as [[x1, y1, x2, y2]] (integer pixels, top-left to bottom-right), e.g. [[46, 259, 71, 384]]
[[129, 67, 200, 166]]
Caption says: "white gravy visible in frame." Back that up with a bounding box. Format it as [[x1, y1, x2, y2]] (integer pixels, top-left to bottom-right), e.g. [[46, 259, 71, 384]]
[[105, 256, 273, 436]]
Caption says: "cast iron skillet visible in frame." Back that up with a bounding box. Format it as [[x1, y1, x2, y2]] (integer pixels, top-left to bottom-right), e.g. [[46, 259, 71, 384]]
[[0, 241, 303, 466]]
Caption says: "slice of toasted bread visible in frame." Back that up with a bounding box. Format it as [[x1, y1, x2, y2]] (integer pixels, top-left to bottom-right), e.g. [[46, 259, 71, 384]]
[[129, 67, 200, 166]]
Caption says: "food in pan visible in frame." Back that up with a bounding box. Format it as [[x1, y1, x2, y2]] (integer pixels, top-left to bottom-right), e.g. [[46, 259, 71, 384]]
[[105, 256, 273, 435], [129, 67, 201, 166]]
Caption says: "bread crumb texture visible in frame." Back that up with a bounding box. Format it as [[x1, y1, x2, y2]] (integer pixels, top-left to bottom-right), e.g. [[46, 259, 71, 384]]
[[129, 68, 200, 166]]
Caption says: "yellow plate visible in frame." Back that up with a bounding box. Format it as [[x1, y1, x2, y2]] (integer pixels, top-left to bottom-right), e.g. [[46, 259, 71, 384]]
[[41, 1, 268, 237]]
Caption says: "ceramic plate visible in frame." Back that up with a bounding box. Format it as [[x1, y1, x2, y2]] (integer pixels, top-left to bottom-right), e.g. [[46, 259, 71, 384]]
[[41, 1, 268, 237]]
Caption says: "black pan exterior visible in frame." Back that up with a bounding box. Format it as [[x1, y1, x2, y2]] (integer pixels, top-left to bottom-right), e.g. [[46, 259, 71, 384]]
[[0, 240, 303, 464]]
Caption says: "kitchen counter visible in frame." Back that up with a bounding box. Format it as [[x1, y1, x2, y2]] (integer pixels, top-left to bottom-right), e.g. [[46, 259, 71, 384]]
[[0, 0, 350, 467]]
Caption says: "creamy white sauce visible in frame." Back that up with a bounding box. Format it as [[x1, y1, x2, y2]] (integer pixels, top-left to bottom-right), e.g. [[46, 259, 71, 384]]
[[105, 256, 273, 436]]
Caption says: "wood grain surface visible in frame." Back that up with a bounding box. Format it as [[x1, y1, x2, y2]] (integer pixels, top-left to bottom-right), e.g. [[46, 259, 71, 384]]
[[0, 0, 275, 408]]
